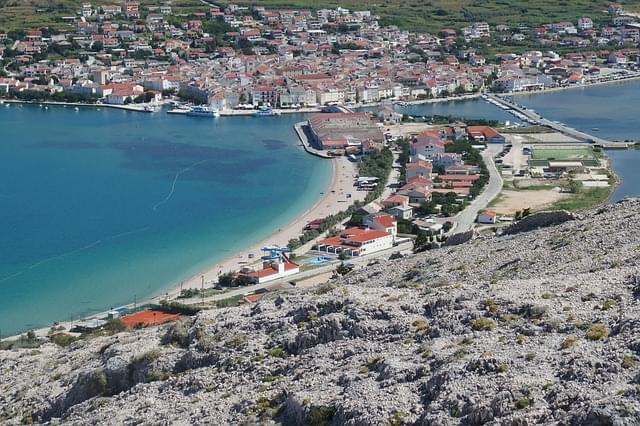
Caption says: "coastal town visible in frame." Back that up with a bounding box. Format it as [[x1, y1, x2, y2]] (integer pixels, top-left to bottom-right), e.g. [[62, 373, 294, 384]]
[[0, 1, 637, 339], [3, 3, 640, 425], [0, 2, 640, 112]]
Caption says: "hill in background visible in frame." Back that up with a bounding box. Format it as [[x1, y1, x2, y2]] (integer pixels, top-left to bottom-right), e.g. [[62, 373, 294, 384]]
[[2, 0, 640, 33]]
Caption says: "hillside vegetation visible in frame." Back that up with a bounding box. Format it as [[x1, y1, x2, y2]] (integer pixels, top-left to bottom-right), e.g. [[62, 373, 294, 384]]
[[220, 0, 640, 32], [2, 199, 640, 424], [2, 0, 640, 33], [0, 0, 203, 32]]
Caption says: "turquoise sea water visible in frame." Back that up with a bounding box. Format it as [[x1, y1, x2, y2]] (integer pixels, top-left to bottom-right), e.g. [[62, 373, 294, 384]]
[[2, 83, 639, 335], [513, 81, 640, 201], [0, 105, 330, 335]]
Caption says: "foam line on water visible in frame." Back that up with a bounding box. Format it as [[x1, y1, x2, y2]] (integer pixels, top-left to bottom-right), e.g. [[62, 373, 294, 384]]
[[0, 226, 151, 283], [152, 159, 208, 211]]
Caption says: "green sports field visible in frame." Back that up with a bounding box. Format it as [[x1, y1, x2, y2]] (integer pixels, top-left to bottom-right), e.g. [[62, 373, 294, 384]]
[[531, 147, 597, 161]]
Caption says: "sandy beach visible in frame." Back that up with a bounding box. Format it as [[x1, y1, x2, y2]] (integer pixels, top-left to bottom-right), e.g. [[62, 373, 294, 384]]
[[5, 156, 365, 340], [160, 155, 366, 298]]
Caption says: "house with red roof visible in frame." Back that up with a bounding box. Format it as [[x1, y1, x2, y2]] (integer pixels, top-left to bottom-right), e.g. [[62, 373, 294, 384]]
[[477, 209, 497, 224], [412, 138, 445, 160], [316, 227, 394, 256], [363, 213, 397, 241], [382, 194, 409, 208], [239, 259, 300, 284], [406, 159, 433, 181], [466, 126, 505, 144]]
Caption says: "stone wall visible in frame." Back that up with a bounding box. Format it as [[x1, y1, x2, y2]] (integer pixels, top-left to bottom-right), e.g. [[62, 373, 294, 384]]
[[501, 211, 576, 236]]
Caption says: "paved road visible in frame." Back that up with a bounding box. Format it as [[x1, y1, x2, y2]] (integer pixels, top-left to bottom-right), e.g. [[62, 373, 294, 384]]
[[452, 145, 504, 233], [502, 134, 525, 173], [380, 149, 402, 200], [178, 241, 414, 305]]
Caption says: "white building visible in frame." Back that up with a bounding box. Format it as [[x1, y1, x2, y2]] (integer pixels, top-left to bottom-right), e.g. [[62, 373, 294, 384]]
[[316, 227, 394, 256], [578, 17, 594, 31], [241, 260, 299, 284], [477, 210, 497, 224]]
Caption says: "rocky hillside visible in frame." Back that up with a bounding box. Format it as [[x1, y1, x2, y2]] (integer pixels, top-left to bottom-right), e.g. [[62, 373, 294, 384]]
[[2, 200, 640, 425]]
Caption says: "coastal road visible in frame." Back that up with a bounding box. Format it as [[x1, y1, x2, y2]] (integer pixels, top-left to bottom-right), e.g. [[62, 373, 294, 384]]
[[177, 240, 414, 306], [452, 145, 504, 233]]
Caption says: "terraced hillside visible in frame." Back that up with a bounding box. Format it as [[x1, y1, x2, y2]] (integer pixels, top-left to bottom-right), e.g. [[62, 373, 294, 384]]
[[0, 0, 204, 32], [217, 0, 640, 32], [2, 0, 640, 33]]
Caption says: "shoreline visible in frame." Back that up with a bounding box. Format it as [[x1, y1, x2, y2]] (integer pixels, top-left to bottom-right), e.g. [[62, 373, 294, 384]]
[[157, 155, 364, 298], [500, 73, 640, 98], [3, 76, 639, 339], [2, 155, 363, 341], [0, 98, 156, 113], [2, 73, 639, 117]]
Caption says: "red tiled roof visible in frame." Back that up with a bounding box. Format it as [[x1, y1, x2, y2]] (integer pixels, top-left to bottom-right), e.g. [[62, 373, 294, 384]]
[[246, 262, 298, 278], [406, 160, 433, 169], [372, 213, 396, 228], [467, 126, 499, 138], [439, 174, 481, 181]]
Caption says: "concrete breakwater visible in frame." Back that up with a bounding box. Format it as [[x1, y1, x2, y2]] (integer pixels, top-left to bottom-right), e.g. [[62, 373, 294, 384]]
[[294, 121, 332, 159]]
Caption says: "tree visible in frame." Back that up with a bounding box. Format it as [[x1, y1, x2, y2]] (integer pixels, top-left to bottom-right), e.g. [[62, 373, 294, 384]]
[[413, 232, 430, 253], [336, 262, 353, 275], [134, 92, 154, 103], [218, 272, 235, 287], [234, 275, 253, 286], [287, 238, 302, 251], [568, 180, 582, 194], [91, 41, 104, 52]]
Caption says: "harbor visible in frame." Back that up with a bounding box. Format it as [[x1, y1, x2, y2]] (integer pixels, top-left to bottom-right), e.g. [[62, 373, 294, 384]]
[[484, 93, 633, 148], [293, 121, 333, 159]]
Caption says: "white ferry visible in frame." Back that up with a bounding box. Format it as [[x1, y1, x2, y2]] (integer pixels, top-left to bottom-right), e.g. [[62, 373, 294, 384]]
[[187, 105, 220, 118]]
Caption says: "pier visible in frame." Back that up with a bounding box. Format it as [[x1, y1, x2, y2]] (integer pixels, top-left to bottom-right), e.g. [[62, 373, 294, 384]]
[[294, 121, 332, 159], [485, 94, 632, 149]]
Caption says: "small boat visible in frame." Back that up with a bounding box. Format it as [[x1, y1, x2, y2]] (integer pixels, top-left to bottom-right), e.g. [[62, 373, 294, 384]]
[[592, 127, 600, 131], [254, 106, 274, 117], [74, 107, 80, 111], [186, 105, 220, 117]]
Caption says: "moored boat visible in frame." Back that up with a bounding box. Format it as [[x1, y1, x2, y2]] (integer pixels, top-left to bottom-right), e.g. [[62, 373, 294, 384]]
[[254, 106, 274, 117], [186, 105, 220, 117]]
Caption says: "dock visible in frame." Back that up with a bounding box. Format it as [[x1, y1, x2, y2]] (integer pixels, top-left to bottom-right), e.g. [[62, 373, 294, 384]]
[[486, 94, 631, 149], [294, 121, 332, 159]]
